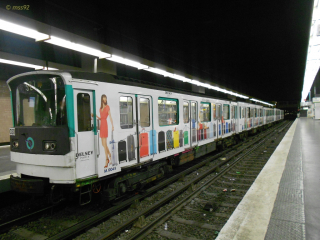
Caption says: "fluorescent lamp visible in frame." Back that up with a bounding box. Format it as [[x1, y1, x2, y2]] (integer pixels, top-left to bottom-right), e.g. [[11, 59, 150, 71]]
[[0, 58, 57, 70], [144, 67, 173, 77], [105, 55, 147, 69], [0, 19, 49, 41], [45, 36, 111, 58], [172, 74, 192, 82], [250, 98, 273, 106]]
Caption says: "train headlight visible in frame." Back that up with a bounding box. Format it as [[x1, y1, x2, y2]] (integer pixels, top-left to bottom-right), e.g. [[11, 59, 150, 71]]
[[43, 141, 57, 151], [12, 140, 19, 148]]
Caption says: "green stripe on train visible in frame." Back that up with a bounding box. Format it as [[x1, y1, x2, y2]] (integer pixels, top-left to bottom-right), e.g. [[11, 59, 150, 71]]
[[65, 85, 75, 137]]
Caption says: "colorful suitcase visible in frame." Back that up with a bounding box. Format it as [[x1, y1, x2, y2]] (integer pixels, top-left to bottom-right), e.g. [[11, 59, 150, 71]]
[[204, 128, 207, 139], [219, 124, 221, 136], [127, 135, 135, 161], [158, 131, 165, 152], [192, 128, 197, 143], [179, 130, 183, 147], [166, 130, 173, 150], [139, 133, 149, 158], [198, 129, 201, 141], [184, 131, 189, 145], [149, 130, 157, 155], [118, 140, 127, 162], [192, 119, 196, 129], [173, 130, 179, 148], [226, 122, 229, 133]]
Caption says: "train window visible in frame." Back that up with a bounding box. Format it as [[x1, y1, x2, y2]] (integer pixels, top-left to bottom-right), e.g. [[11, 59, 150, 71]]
[[77, 93, 91, 132], [120, 96, 133, 129], [213, 104, 216, 119], [223, 104, 230, 120], [200, 102, 211, 122], [183, 101, 189, 123], [191, 102, 197, 126], [158, 98, 178, 126], [216, 104, 221, 119], [140, 98, 150, 127]]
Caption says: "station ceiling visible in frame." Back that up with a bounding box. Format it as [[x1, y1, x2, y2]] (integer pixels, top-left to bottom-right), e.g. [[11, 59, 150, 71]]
[[0, 1, 314, 102]]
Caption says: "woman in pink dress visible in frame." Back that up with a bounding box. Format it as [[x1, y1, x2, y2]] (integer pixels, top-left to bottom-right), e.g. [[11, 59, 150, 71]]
[[95, 94, 114, 168]]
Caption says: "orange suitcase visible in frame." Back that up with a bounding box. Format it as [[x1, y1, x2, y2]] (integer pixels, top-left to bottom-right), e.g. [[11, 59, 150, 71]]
[[139, 132, 149, 158]]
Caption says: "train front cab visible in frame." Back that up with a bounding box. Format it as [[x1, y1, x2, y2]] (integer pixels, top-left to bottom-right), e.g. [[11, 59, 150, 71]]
[[7, 72, 75, 195]]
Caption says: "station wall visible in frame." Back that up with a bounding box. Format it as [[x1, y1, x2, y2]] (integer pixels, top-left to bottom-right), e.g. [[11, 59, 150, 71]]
[[0, 79, 12, 144]]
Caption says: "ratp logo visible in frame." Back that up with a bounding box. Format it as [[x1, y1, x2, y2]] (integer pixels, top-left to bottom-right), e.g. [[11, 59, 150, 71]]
[[26, 137, 34, 150]]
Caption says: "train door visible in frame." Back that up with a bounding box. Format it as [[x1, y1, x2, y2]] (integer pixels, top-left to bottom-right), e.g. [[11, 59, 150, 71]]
[[232, 105, 236, 133], [212, 103, 217, 138], [118, 94, 138, 166], [191, 101, 198, 146], [137, 95, 154, 162], [183, 101, 191, 148], [216, 104, 222, 137], [74, 89, 96, 179]]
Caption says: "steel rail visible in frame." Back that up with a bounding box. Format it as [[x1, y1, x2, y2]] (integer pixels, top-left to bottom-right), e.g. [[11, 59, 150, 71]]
[[128, 121, 292, 239], [45, 121, 288, 240], [94, 121, 290, 240]]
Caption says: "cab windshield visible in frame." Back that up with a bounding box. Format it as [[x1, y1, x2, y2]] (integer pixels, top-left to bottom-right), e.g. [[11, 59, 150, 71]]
[[9, 74, 67, 127]]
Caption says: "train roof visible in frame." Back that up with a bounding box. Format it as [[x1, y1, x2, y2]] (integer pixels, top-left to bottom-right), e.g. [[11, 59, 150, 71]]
[[8, 70, 275, 108]]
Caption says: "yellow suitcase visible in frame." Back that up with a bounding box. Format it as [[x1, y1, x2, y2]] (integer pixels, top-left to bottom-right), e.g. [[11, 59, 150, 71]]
[[174, 130, 179, 148]]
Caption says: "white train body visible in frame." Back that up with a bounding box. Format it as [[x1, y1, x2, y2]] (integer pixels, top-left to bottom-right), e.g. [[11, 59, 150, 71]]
[[7, 71, 284, 197]]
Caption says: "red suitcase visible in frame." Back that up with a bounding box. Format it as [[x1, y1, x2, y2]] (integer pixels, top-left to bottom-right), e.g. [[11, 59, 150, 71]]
[[139, 132, 149, 158]]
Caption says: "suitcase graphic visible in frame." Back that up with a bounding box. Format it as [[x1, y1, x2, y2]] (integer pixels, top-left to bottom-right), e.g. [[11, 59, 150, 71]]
[[158, 131, 165, 152], [210, 122, 213, 138], [118, 140, 127, 162], [139, 133, 149, 158], [166, 130, 173, 150], [192, 128, 197, 143], [226, 122, 229, 133], [184, 131, 189, 145], [214, 123, 216, 137], [179, 130, 183, 147], [127, 135, 135, 161], [192, 119, 196, 129], [198, 129, 201, 141], [174, 130, 179, 148], [219, 124, 221, 136], [149, 130, 157, 155]]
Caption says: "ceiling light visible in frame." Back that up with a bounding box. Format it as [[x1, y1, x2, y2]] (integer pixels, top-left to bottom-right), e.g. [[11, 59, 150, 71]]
[[105, 55, 148, 69], [0, 19, 49, 41], [45, 36, 111, 58], [144, 67, 173, 77], [172, 74, 191, 82], [0, 58, 57, 70]]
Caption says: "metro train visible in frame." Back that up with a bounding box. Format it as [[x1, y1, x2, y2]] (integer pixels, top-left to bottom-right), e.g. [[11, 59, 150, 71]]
[[7, 71, 284, 204]]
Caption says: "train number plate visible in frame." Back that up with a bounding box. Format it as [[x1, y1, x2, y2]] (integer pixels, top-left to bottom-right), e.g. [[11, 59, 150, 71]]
[[10, 128, 15, 136]]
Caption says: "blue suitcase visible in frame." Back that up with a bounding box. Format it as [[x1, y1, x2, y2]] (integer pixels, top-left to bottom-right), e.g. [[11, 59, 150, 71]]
[[150, 130, 157, 154]]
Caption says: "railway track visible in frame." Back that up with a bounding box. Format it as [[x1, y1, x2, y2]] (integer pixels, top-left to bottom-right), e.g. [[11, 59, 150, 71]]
[[0, 121, 290, 240]]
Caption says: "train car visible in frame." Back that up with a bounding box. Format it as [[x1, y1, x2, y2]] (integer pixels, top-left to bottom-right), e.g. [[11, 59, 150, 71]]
[[7, 71, 282, 204]]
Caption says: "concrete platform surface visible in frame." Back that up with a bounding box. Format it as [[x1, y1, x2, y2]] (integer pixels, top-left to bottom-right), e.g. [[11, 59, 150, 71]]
[[216, 120, 299, 240]]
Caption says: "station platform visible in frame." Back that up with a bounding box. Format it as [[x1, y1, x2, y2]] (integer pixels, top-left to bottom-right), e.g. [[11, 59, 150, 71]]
[[217, 118, 320, 240], [0, 145, 16, 193]]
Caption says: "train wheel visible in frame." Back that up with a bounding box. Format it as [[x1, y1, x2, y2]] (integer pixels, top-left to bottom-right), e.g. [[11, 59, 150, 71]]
[[50, 185, 64, 204], [92, 183, 102, 194]]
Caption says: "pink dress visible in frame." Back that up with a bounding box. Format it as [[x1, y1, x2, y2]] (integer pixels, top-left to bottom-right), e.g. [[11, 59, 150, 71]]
[[100, 105, 110, 138]]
